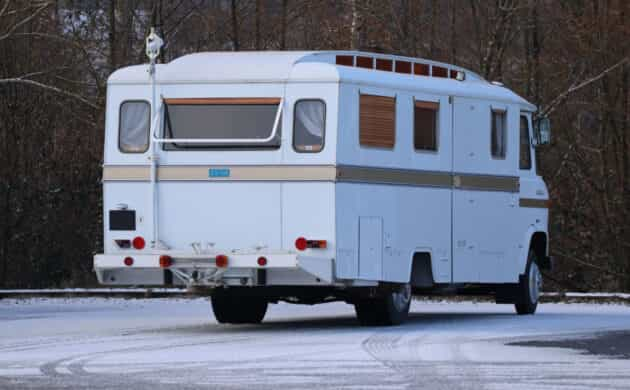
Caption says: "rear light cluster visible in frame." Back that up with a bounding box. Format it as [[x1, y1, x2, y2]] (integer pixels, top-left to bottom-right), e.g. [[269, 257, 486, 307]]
[[114, 236, 146, 250], [295, 237, 327, 251]]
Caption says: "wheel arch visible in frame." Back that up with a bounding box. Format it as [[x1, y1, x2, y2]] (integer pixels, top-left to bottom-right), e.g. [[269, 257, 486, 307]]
[[518, 229, 549, 275]]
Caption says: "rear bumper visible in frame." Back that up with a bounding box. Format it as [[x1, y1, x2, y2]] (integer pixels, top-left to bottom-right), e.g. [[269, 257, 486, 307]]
[[93, 251, 334, 287]]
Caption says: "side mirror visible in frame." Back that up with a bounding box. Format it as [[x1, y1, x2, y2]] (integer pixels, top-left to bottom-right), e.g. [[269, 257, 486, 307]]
[[534, 117, 551, 146]]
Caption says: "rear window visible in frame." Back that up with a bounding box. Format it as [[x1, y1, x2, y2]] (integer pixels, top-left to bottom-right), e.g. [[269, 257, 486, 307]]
[[119, 101, 150, 153], [162, 98, 281, 150]]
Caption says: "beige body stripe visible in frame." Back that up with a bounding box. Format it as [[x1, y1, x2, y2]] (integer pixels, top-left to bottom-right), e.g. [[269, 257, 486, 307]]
[[102, 165, 521, 192], [337, 166, 452, 187], [454, 174, 520, 192], [519, 198, 549, 208]]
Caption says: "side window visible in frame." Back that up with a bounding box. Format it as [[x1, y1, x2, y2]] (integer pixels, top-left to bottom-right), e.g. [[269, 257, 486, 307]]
[[519, 115, 532, 170], [293, 100, 325, 152], [414, 100, 439, 151], [359, 94, 395, 148], [119, 101, 150, 153], [491, 109, 507, 159]]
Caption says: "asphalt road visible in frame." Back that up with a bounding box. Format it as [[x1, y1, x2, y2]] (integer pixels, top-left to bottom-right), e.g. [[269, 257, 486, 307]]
[[1, 298, 630, 389]]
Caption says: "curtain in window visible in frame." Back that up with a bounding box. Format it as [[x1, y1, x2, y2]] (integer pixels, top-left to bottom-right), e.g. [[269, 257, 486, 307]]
[[295, 101, 325, 138], [294, 100, 325, 152], [120, 102, 150, 152]]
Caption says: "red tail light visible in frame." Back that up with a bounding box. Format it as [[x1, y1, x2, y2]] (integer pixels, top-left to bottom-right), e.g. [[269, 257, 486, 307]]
[[132, 236, 145, 250], [159, 255, 172, 268], [295, 237, 327, 251], [124, 257, 134, 266], [257, 256, 267, 266], [295, 237, 308, 251], [216, 254, 228, 268]]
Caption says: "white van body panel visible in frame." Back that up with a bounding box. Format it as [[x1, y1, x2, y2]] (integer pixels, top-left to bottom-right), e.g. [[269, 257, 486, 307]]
[[96, 51, 548, 292]]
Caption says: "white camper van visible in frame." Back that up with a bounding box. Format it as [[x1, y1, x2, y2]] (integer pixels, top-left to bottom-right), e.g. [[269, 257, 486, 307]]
[[94, 47, 552, 325]]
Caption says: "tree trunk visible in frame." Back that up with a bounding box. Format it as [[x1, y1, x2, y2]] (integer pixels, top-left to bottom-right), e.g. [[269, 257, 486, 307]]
[[231, 0, 239, 51], [280, 0, 288, 49], [255, 0, 262, 50], [108, 0, 117, 71]]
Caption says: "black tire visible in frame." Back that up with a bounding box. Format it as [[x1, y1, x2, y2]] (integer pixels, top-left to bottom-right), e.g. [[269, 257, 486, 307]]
[[211, 289, 268, 324], [515, 250, 542, 315], [354, 284, 411, 326]]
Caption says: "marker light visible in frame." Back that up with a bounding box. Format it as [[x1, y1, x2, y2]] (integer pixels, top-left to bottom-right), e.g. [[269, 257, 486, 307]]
[[159, 255, 172, 268], [132, 236, 145, 250], [215, 254, 228, 268], [295, 237, 327, 251], [124, 257, 134, 266], [257, 256, 268, 266]]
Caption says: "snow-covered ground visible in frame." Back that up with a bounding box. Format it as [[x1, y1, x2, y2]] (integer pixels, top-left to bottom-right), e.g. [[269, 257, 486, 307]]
[[1, 298, 629, 389]]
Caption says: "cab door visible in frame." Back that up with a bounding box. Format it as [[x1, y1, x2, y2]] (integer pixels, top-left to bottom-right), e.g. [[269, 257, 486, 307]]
[[451, 98, 520, 283]]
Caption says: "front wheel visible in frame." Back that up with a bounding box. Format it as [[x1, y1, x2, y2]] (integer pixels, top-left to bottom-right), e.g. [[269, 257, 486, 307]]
[[211, 289, 268, 324], [355, 284, 411, 326], [515, 250, 542, 315]]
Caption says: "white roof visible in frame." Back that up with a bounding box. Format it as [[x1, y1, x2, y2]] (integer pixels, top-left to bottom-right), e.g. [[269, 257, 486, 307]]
[[108, 51, 535, 110]]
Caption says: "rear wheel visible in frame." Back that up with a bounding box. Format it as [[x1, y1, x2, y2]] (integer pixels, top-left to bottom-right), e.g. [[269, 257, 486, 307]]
[[354, 284, 411, 326], [515, 250, 542, 315], [211, 289, 268, 324]]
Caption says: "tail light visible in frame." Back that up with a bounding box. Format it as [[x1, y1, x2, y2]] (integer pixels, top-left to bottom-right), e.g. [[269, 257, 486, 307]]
[[215, 254, 228, 268], [295, 237, 327, 251], [124, 257, 134, 266], [159, 255, 172, 268], [132, 236, 145, 250]]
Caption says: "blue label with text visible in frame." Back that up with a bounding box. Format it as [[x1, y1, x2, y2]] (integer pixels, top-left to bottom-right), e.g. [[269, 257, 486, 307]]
[[209, 168, 230, 178]]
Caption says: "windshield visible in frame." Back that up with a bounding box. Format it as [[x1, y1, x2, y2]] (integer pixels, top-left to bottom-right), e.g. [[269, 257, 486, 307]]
[[163, 98, 281, 150]]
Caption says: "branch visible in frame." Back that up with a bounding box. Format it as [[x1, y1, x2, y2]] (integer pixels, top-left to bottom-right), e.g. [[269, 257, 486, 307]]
[[0, 0, 10, 19], [0, 2, 50, 42], [0, 78, 98, 109], [540, 57, 630, 117]]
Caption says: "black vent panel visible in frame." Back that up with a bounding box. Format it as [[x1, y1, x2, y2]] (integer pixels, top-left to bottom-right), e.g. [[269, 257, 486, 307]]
[[109, 210, 136, 231]]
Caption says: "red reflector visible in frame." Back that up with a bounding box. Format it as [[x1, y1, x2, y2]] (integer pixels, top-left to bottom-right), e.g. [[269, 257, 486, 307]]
[[295, 237, 307, 251], [257, 256, 267, 266], [216, 254, 228, 268], [132, 236, 145, 250], [159, 255, 172, 268], [124, 257, 134, 266]]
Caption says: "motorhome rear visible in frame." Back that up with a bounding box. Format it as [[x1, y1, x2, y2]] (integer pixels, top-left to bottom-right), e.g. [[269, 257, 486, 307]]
[[95, 49, 552, 325]]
